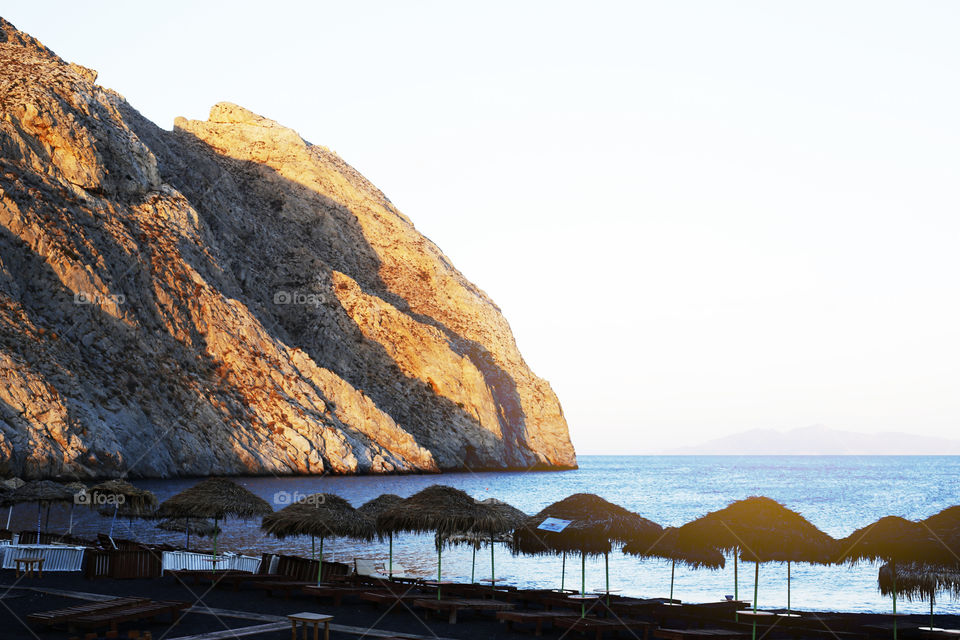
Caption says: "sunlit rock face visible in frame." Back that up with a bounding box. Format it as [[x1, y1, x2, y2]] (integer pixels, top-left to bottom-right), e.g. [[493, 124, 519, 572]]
[[0, 19, 576, 479]]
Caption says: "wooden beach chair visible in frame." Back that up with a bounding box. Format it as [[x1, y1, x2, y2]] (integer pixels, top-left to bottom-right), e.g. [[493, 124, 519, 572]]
[[413, 598, 514, 624], [27, 597, 149, 628], [497, 610, 578, 636], [302, 583, 370, 606], [71, 600, 189, 633], [554, 616, 656, 640], [655, 628, 751, 640]]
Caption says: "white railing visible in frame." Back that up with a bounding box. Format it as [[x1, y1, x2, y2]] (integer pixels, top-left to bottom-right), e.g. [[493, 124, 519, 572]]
[[161, 550, 261, 573], [0, 544, 86, 571]]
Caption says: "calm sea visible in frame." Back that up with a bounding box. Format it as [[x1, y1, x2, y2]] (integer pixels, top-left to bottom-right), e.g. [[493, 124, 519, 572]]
[[14, 455, 960, 614]]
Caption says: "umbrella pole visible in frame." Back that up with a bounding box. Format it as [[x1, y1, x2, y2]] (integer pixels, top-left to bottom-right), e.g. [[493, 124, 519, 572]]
[[186, 518, 191, 551], [605, 551, 610, 607], [317, 535, 324, 585], [471, 545, 476, 583], [892, 560, 898, 640], [751, 561, 759, 640], [561, 551, 566, 591], [930, 591, 935, 631], [581, 551, 586, 618], [213, 517, 219, 572], [437, 543, 443, 600], [388, 532, 394, 579], [490, 534, 496, 590], [787, 560, 791, 614], [312, 535, 316, 561], [734, 552, 739, 622], [670, 558, 676, 604], [68, 503, 74, 535], [44, 504, 51, 532], [109, 502, 118, 540], [36, 502, 42, 538], [5, 504, 11, 530]]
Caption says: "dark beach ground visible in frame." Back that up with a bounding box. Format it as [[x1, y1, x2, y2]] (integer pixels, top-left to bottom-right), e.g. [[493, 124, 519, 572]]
[[1, 570, 957, 640]]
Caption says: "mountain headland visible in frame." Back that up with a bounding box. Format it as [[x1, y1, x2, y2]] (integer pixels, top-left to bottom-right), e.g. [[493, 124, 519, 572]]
[[0, 18, 576, 479]]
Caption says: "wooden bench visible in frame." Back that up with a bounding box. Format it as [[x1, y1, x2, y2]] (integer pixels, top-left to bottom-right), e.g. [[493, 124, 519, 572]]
[[497, 610, 578, 636], [15, 557, 44, 577], [555, 616, 655, 640], [413, 598, 514, 624], [72, 600, 189, 632], [27, 597, 149, 627]]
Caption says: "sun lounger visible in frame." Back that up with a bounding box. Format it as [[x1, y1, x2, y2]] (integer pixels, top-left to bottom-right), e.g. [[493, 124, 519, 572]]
[[251, 579, 314, 599], [27, 597, 149, 627], [353, 558, 417, 584], [413, 597, 514, 624], [655, 628, 751, 640], [302, 584, 370, 606], [165, 568, 247, 584], [497, 610, 578, 636], [360, 590, 425, 608], [72, 600, 189, 632], [554, 616, 656, 640]]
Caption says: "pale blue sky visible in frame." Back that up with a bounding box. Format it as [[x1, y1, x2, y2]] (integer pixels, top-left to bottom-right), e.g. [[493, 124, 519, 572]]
[[7, 2, 960, 453]]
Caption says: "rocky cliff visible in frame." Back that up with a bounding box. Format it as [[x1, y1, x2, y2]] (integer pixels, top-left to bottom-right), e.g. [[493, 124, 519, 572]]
[[0, 19, 576, 479]]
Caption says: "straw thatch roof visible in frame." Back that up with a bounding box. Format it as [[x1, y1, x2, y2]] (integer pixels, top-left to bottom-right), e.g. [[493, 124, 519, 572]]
[[675, 496, 836, 564], [261, 493, 373, 541], [8, 480, 76, 505], [837, 515, 939, 565], [878, 562, 960, 601], [89, 480, 158, 517], [1, 477, 25, 491], [623, 526, 726, 569], [442, 498, 527, 549], [512, 493, 662, 557], [155, 478, 272, 520], [158, 517, 221, 538], [376, 485, 513, 539], [357, 494, 404, 520], [920, 506, 960, 566]]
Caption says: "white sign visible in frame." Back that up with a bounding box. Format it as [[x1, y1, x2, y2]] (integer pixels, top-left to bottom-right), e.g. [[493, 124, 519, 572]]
[[537, 517, 572, 532]]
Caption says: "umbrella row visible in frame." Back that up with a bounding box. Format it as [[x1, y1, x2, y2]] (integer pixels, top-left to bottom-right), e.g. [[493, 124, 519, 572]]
[[5, 477, 959, 636]]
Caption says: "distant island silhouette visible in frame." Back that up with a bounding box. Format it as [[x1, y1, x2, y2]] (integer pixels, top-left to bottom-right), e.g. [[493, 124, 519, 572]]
[[663, 424, 960, 455]]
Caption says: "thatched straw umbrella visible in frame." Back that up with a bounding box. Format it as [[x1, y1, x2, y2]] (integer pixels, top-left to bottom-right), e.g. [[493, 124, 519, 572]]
[[358, 494, 403, 578], [8, 480, 77, 538], [624, 526, 726, 605], [878, 561, 960, 632], [261, 493, 372, 584], [377, 485, 513, 598], [920, 506, 960, 566], [156, 478, 272, 569], [512, 493, 662, 615], [88, 480, 158, 544], [446, 497, 526, 586], [676, 497, 835, 639], [838, 515, 941, 640], [158, 517, 220, 550]]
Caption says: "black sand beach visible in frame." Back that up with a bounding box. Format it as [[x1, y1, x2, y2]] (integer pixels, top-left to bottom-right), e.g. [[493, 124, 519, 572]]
[[2, 569, 958, 640]]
